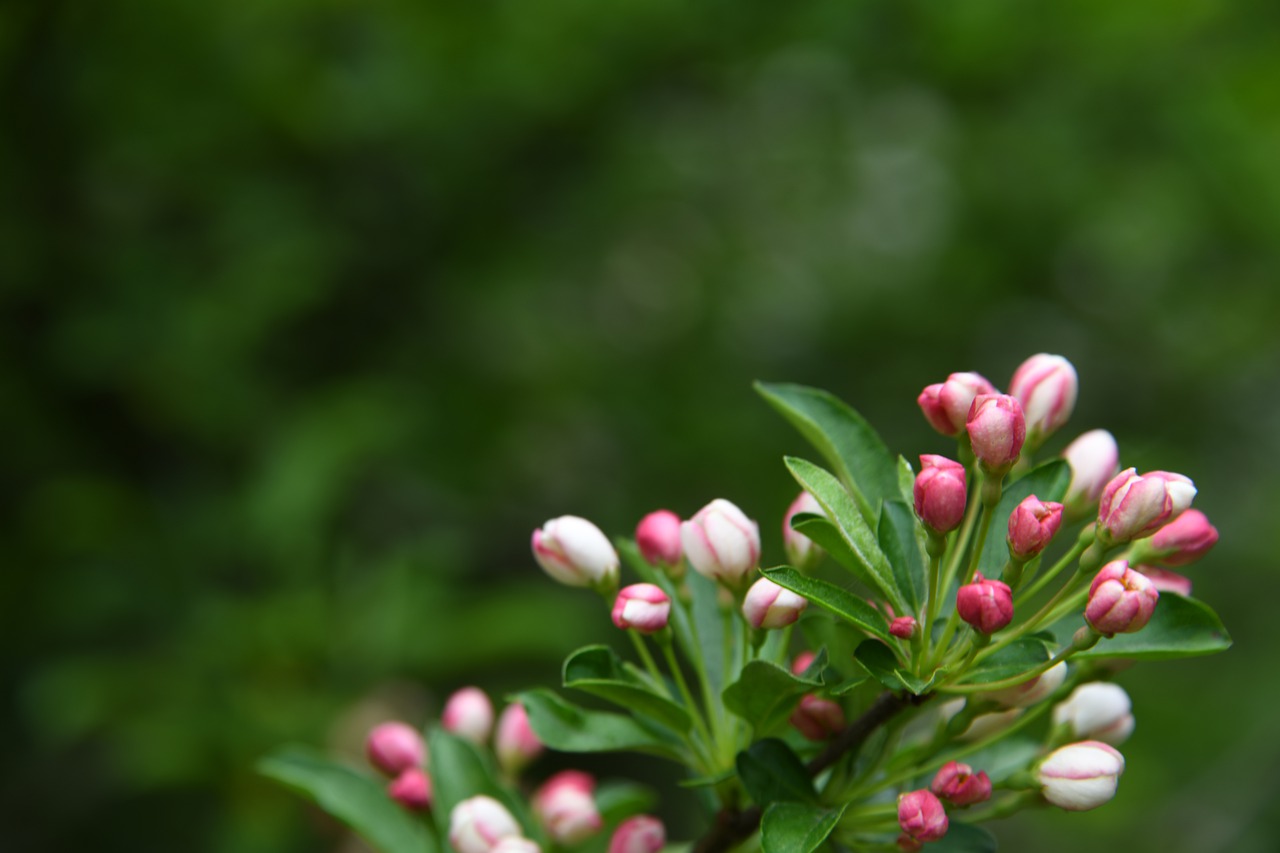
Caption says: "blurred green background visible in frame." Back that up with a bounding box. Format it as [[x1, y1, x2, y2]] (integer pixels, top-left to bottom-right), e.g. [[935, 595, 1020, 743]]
[[3, 0, 1279, 850]]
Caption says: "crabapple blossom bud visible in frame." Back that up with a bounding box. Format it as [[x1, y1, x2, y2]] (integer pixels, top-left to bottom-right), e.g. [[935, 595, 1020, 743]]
[[917, 372, 998, 437], [1145, 509, 1218, 567], [1007, 495, 1064, 561], [742, 577, 808, 629], [491, 840, 540, 853], [681, 499, 761, 586], [1038, 741, 1125, 811], [1086, 561, 1159, 636], [984, 661, 1067, 708], [443, 687, 495, 745], [1062, 430, 1120, 514], [930, 761, 992, 807], [495, 703, 543, 775], [388, 767, 433, 812], [635, 510, 683, 569], [913, 455, 968, 534], [1053, 683, 1135, 745], [890, 615, 918, 639], [783, 491, 826, 571], [897, 789, 949, 843], [790, 651, 818, 676], [956, 573, 1014, 634], [612, 583, 671, 634], [608, 815, 666, 853], [532, 516, 620, 590], [533, 771, 602, 845], [366, 721, 426, 777], [449, 795, 523, 853], [1009, 354, 1078, 444], [1097, 469, 1196, 545], [966, 394, 1026, 472], [790, 695, 846, 741], [1142, 567, 1193, 597]]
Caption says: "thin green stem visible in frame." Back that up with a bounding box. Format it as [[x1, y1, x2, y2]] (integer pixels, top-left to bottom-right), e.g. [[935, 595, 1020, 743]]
[[1015, 533, 1091, 607], [629, 632, 672, 697], [658, 636, 717, 761]]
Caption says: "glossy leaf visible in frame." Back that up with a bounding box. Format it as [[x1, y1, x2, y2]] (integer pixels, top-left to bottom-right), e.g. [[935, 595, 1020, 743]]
[[1071, 593, 1232, 660], [595, 781, 658, 823], [562, 645, 692, 733], [723, 660, 820, 736], [897, 455, 917, 507], [853, 639, 934, 695], [963, 636, 1054, 685], [517, 689, 684, 761], [737, 738, 816, 805], [763, 566, 891, 643], [878, 499, 927, 612], [791, 516, 883, 602], [759, 801, 847, 853], [979, 460, 1071, 579], [427, 729, 538, 841]]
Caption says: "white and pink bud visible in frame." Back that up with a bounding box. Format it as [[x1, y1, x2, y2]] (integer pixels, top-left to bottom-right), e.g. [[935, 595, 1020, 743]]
[[983, 661, 1067, 708], [956, 572, 1014, 634], [930, 761, 992, 807], [890, 615, 918, 639], [449, 795, 523, 853], [966, 393, 1027, 472], [490, 840, 541, 853], [533, 770, 602, 845], [608, 815, 666, 853], [1007, 495, 1064, 561], [1061, 430, 1120, 514], [1145, 509, 1218, 567], [612, 583, 671, 634], [635, 510, 683, 570], [1009, 354, 1078, 445], [442, 687, 495, 745], [790, 695, 846, 741], [366, 721, 426, 777], [1037, 741, 1125, 811], [783, 491, 827, 571], [532, 516, 620, 591], [1085, 561, 1159, 636], [897, 789, 949, 843], [913, 455, 968, 534], [1142, 566, 1193, 597], [680, 499, 761, 586], [388, 767, 433, 812], [918, 372, 998, 437], [495, 702, 543, 775], [1097, 469, 1196, 545], [742, 577, 808, 629], [1053, 683, 1135, 746]]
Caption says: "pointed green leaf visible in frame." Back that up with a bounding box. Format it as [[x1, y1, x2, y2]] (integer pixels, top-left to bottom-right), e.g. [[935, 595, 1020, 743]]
[[760, 801, 848, 853], [791, 516, 881, 600], [963, 636, 1054, 685], [763, 566, 891, 643], [517, 689, 684, 761], [427, 729, 538, 842], [853, 639, 934, 695], [897, 455, 917, 507], [878, 499, 927, 612], [979, 460, 1072, 579], [723, 660, 821, 736], [688, 569, 728, 696], [1071, 594, 1232, 660], [563, 645, 692, 733], [737, 739, 816, 805]]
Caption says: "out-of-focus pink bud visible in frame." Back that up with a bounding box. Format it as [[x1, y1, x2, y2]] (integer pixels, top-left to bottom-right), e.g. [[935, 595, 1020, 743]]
[[533, 771, 602, 845], [890, 615, 918, 639], [635, 510, 683, 569], [956, 572, 1014, 634], [983, 661, 1066, 708], [680, 499, 761, 586], [532, 516, 620, 590], [790, 695, 846, 741], [449, 795, 523, 853], [442, 687, 495, 745], [790, 651, 818, 676], [913, 455, 968, 534], [896, 833, 924, 852], [1037, 741, 1125, 811], [388, 767, 433, 812], [495, 702, 543, 775], [966, 394, 1026, 472], [930, 761, 992, 807], [490, 839, 540, 853], [1007, 495, 1064, 561], [1145, 509, 1218, 567], [1141, 566, 1193, 597], [1097, 469, 1196, 545], [1053, 683, 1135, 745], [608, 815, 665, 853], [1086, 561, 1159, 636], [1009, 354, 1078, 444], [366, 721, 426, 777], [1061, 429, 1120, 515], [918, 372, 998, 437], [612, 583, 671, 634], [783, 491, 827, 571], [897, 789, 949, 843], [742, 577, 808, 629]]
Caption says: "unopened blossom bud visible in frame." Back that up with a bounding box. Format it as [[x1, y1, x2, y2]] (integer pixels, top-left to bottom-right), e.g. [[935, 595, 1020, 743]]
[[742, 577, 808, 629], [532, 516, 620, 590], [608, 815, 666, 853], [1053, 683, 1135, 746], [913, 455, 967, 534], [790, 695, 846, 741], [1086, 561, 1159, 636], [533, 770, 602, 845], [635, 510, 683, 569], [966, 394, 1026, 473], [1142, 567, 1192, 597], [442, 687, 495, 745], [1062, 430, 1120, 513], [783, 491, 826, 571], [1145, 509, 1218, 567], [890, 615, 918, 639], [790, 651, 818, 676], [917, 372, 998, 437], [681, 499, 761, 586], [388, 767, 433, 812], [984, 661, 1066, 708], [495, 702, 543, 775], [930, 761, 992, 807], [449, 795, 523, 853], [897, 789, 949, 843], [1097, 469, 1196, 545], [366, 721, 426, 777], [1009, 354, 1078, 445], [612, 583, 671, 634], [1007, 495, 1064, 562], [491, 840, 540, 853], [956, 573, 1014, 634], [1038, 741, 1125, 811]]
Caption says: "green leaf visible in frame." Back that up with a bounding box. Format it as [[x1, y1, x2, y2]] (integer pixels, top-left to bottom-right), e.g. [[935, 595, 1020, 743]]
[[763, 566, 891, 643], [688, 569, 729, 697], [853, 639, 934, 695], [427, 729, 537, 842], [616, 540, 700, 668], [798, 616, 861, 677], [756, 382, 898, 524], [790, 516, 881, 600], [878, 499, 927, 613], [737, 739, 816, 805], [1071, 593, 1232, 660], [517, 689, 684, 761], [259, 747, 435, 853], [897, 455, 917, 507], [723, 660, 820, 736], [962, 636, 1054, 685], [930, 822, 998, 853], [562, 645, 692, 733], [760, 801, 847, 853], [979, 460, 1072, 579], [595, 781, 657, 823]]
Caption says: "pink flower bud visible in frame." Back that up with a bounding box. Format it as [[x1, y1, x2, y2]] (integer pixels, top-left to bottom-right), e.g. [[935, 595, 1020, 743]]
[[897, 789, 949, 843], [533, 771, 602, 845], [983, 661, 1066, 708], [889, 615, 918, 639], [1037, 741, 1125, 811], [1053, 683, 1135, 745], [917, 372, 998, 437], [1097, 469, 1196, 545], [1009, 353, 1078, 443], [1085, 561, 1159, 636], [449, 795, 523, 853], [790, 694, 846, 741], [1141, 566, 1193, 597], [742, 577, 808, 629], [388, 767, 433, 812], [495, 702, 543, 775], [1007, 495, 1064, 561], [1062, 430, 1120, 512], [913, 455, 968, 534], [790, 651, 818, 676], [930, 761, 992, 807], [366, 721, 426, 777], [966, 394, 1026, 472], [680, 499, 761, 585], [897, 834, 924, 852], [608, 815, 666, 853], [783, 491, 827, 571], [532, 516, 620, 590], [635, 510, 683, 568], [956, 572, 1014, 634], [1146, 509, 1218, 567], [442, 687, 495, 745], [612, 583, 671, 634], [491, 840, 540, 853]]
